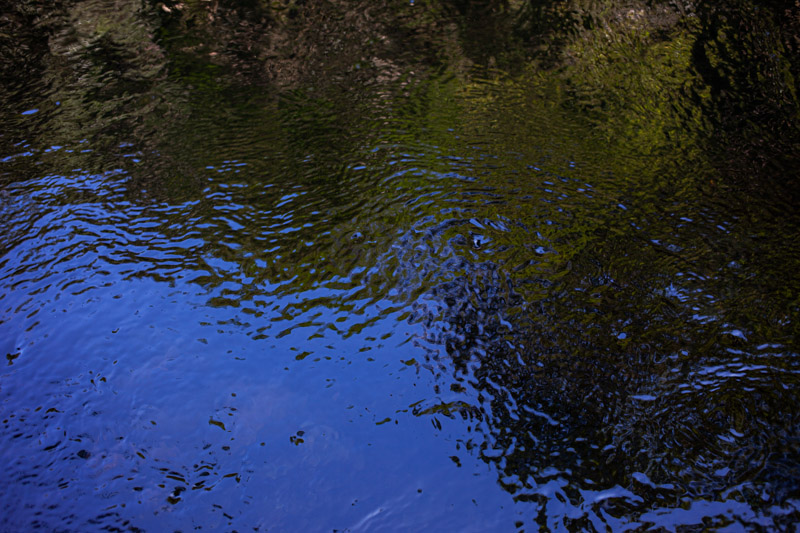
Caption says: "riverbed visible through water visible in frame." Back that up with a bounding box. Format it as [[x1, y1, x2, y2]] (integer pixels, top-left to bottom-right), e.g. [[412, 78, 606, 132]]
[[2, 1, 799, 530]]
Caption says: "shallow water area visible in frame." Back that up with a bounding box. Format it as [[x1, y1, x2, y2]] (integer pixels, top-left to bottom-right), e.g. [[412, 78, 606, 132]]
[[2, 1, 800, 530]]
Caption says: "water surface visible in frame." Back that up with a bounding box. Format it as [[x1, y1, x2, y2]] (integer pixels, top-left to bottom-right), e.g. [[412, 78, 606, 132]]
[[2, 1, 799, 530]]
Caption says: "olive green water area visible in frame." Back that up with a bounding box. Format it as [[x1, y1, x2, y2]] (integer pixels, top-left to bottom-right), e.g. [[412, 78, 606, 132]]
[[1, 0, 799, 530]]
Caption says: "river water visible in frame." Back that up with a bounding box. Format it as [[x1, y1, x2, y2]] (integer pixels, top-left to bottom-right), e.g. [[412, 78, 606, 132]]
[[1, 1, 799, 530]]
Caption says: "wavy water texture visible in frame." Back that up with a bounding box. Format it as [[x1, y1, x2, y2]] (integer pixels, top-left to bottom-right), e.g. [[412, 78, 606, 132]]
[[1, 0, 799, 531]]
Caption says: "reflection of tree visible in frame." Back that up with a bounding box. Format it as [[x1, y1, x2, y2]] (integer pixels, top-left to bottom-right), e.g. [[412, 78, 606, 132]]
[[0, 0, 53, 86], [5, 0, 796, 184], [0, 0, 180, 184], [385, 18, 800, 521], [408, 185, 800, 526], [689, 2, 799, 193], [4, 0, 796, 310]]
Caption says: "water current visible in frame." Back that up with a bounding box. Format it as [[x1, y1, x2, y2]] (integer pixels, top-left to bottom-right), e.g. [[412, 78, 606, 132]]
[[1, 1, 799, 530]]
